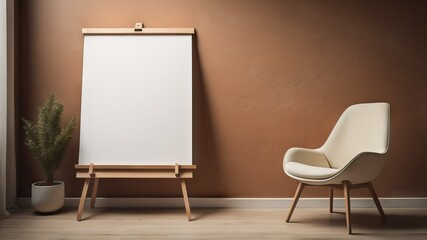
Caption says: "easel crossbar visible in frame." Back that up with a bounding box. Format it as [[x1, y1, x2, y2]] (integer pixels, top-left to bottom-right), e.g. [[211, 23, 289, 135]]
[[75, 164, 196, 170], [82, 28, 195, 35], [75, 164, 196, 179]]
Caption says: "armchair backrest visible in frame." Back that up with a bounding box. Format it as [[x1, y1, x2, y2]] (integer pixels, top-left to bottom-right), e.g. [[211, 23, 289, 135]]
[[321, 103, 390, 169]]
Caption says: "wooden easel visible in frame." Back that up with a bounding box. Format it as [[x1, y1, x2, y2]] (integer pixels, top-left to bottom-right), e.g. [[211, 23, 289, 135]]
[[76, 24, 197, 221], [75, 164, 196, 221]]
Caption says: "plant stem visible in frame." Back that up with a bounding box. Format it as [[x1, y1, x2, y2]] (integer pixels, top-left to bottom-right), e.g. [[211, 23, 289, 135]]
[[47, 171, 54, 186]]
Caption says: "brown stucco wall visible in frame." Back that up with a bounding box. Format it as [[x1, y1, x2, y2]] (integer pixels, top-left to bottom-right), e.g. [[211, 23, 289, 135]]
[[18, 0, 427, 198]]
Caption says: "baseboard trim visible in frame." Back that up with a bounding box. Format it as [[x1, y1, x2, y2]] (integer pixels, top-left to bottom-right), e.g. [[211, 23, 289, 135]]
[[16, 197, 427, 209]]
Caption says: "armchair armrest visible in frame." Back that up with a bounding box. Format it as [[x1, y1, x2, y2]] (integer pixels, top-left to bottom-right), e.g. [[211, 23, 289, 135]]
[[283, 147, 330, 168]]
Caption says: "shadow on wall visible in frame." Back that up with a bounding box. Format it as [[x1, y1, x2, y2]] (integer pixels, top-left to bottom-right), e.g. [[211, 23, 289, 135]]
[[191, 34, 224, 197]]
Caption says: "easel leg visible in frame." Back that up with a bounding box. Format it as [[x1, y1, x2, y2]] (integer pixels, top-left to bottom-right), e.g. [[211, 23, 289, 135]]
[[180, 179, 192, 221], [77, 178, 91, 221], [90, 178, 100, 209]]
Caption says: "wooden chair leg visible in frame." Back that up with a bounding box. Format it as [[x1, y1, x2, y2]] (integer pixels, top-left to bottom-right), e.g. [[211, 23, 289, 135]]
[[367, 182, 386, 220], [90, 178, 100, 209], [77, 178, 91, 221], [286, 182, 305, 222], [329, 188, 333, 213], [180, 179, 192, 221], [343, 181, 352, 234]]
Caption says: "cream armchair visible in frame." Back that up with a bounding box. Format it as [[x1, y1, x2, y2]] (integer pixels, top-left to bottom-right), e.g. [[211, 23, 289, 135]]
[[283, 102, 390, 234]]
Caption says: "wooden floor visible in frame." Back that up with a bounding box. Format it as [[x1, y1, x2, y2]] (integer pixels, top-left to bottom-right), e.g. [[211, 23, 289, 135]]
[[1, 208, 426, 239]]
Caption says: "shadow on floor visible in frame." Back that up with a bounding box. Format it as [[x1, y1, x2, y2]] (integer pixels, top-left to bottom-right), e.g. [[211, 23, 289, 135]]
[[291, 210, 427, 235], [62, 207, 227, 221]]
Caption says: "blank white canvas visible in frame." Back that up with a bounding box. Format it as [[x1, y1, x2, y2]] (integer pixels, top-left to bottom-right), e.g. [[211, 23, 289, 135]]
[[79, 35, 192, 165]]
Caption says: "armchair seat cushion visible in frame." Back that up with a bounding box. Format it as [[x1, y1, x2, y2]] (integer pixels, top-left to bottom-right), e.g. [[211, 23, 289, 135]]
[[286, 162, 339, 179]]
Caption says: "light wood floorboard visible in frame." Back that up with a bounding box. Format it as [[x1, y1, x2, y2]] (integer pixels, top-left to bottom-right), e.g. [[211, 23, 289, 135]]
[[0, 208, 426, 239]]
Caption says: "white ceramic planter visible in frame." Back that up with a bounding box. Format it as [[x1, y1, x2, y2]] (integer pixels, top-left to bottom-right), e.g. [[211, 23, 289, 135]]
[[31, 181, 65, 213]]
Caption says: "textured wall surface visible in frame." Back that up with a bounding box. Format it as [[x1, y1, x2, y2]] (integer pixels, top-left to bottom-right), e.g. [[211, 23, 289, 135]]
[[18, 0, 427, 198]]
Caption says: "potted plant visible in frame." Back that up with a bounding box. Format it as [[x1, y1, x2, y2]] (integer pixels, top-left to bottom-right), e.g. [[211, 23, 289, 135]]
[[23, 94, 77, 213]]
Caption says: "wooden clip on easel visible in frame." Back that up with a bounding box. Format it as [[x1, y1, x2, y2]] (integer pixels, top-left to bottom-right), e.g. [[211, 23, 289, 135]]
[[134, 22, 143, 31]]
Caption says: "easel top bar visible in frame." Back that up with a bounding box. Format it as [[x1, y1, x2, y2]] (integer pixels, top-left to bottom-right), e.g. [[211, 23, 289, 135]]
[[75, 164, 197, 170], [82, 28, 195, 35]]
